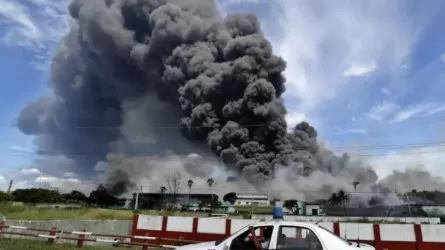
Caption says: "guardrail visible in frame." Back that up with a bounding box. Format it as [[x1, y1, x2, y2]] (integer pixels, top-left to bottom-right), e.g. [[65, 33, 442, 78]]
[[0, 222, 198, 249]]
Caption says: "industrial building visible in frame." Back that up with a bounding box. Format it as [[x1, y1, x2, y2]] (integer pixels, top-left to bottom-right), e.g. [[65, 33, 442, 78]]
[[303, 202, 323, 215], [131, 192, 217, 210], [235, 194, 270, 206]]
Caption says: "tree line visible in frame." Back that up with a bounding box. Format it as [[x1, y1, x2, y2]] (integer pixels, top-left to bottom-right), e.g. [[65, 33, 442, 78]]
[[0, 185, 121, 207]]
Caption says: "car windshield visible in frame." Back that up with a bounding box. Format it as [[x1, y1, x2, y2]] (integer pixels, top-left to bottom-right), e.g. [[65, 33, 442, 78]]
[[215, 225, 250, 246], [318, 226, 352, 246]]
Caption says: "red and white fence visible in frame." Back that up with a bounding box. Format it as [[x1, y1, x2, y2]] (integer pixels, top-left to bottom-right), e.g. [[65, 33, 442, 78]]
[[132, 215, 445, 250], [0, 222, 176, 249]]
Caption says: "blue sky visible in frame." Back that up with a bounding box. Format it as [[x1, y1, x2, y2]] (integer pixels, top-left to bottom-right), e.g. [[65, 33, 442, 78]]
[[1, 0, 445, 191]]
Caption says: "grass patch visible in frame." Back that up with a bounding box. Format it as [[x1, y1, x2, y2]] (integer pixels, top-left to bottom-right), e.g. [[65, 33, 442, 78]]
[[0, 238, 122, 250], [0, 204, 133, 220], [0, 203, 216, 220], [234, 205, 273, 214]]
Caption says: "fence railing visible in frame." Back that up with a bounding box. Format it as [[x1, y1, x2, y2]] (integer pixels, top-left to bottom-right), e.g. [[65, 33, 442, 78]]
[[0, 222, 198, 249]]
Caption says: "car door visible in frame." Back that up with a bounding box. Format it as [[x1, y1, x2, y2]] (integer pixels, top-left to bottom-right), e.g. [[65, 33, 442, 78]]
[[272, 225, 325, 250], [228, 225, 274, 250]]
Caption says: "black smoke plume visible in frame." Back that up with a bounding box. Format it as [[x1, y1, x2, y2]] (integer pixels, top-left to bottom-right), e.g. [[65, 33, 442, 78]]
[[16, 0, 444, 204]]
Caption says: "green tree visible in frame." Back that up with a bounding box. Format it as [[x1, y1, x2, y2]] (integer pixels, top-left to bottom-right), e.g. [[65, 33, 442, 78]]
[[283, 199, 300, 215], [62, 190, 88, 203], [0, 191, 13, 202], [88, 185, 118, 207], [12, 188, 62, 203], [223, 192, 237, 204]]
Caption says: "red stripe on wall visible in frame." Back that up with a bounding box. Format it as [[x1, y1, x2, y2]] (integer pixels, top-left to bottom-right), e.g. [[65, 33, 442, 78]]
[[132, 216, 445, 250]]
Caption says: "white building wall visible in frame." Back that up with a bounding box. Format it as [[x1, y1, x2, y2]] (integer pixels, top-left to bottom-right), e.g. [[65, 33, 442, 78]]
[[236, 198, 270, 206], [305, 205, 321, 216], [422, 206, 445, 216]]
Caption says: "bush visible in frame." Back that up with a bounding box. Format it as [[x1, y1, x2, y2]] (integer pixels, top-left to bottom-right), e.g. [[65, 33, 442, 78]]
[[0, 191, 13, 202]]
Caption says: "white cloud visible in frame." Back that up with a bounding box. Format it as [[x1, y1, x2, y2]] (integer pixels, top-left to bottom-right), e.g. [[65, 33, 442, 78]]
[[285, 112, 306, 129], [226, 0, 259, 3], [365, 101, 399, 122], [20, 168, 42, 175], [423, 105, 445, 117], [0, 0, 40, 46], [63, 172, 76, 177], [36, 176, 81, 184], [380, 87, 391, 96], [334, 128, 368, 136], [9, 145, 33, 153], [365, 101, 445, 123], [35, 175, 96, 193], [0, 175, 5, 181], [389, 104, 434, 123], [0, 0, 70, 69], [271, 0, 436, 115], [343, 61, 377, 77], [440, 53, 445, 63], [368, 146, 445, 187]]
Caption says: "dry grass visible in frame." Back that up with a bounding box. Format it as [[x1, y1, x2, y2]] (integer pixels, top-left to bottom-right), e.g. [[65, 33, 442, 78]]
[[234, 205, 273, 214], [0, 204, 212, 220], [0, 238, 123, 250]]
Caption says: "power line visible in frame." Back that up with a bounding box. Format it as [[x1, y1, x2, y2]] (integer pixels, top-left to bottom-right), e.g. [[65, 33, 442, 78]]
[[1, 147, 445, 157], [5, 110, 445, 129], [0, 182, 419, 196], [3, 141, 445, 153]]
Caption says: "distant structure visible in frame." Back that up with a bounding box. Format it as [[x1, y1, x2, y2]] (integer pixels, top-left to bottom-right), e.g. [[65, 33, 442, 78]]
[[304, 202, 323, 216], [235, 194, 270, 206], [6, 180, 13, 193], [131, 192, 217, 210], [420, 204, 445, 216]]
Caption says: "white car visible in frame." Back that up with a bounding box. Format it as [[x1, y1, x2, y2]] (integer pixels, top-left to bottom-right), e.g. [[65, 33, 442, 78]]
[[174, 220, 375, 250]]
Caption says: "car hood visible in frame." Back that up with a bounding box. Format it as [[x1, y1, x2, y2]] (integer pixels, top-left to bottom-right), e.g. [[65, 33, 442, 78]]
[[174, 241, 217, 250], [350, 242, 375, 250]]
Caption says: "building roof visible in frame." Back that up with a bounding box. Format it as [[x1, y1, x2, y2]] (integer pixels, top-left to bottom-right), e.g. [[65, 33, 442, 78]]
[[237, 194, 268, 199], [132, 192, 216, 198], [305, 202, 321, 206]]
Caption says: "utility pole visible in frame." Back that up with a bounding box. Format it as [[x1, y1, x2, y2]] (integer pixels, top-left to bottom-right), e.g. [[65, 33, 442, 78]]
[[134, 186, 143, 210], [250, 193, 255, 218], [405, 193, 412, 217], [6, 180, 13, 193]]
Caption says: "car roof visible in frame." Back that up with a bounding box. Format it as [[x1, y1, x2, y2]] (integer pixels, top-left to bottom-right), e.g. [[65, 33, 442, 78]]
[[252, 220, 319, 229]]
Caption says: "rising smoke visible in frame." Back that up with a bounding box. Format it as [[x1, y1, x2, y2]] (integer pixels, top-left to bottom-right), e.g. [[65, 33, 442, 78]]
[[16, 0, 444, 205]]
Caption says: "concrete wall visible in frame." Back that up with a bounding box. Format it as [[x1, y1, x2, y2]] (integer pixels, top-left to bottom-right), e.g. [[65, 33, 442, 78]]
[[2, 220, 133, 246], [251, 214, 441, 224], [135, 215, 445, 243]]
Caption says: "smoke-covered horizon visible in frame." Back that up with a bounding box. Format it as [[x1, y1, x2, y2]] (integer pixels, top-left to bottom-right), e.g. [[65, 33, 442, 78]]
[[16, 0, 445, 206]]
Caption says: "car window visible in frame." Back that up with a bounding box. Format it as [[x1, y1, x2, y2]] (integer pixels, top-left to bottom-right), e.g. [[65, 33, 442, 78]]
[[229, 225, 273, 250], [276, 226, 323, 250], [318, 226, 352, 246], [216, 225, 250, 246]]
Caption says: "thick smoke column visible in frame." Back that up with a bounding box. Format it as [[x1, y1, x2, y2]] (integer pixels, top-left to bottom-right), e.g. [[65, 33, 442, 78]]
[[18, 0, 288, 187], [16, 0, 444, 203]]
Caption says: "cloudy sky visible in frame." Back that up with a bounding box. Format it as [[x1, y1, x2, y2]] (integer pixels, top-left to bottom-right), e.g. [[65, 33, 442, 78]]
[[1, 0, 445, 193]]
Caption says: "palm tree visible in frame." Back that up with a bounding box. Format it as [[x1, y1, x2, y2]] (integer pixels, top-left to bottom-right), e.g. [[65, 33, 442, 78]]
[[328, 192, 340, 208], [338, 190, 350, 207], [207, 178, 214, 204], [159, 186, 167, 209], [187, 180, 194, 207], [328, 190, 350, 208], [352, 181, 360, 192], [337, 190, 350, 216]]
